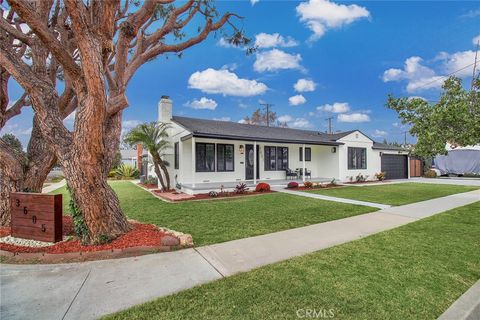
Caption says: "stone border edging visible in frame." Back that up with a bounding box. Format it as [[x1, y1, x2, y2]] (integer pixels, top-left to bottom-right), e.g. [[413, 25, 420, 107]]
[[437, 280, 480, 320], [0, 243, 191, 264]]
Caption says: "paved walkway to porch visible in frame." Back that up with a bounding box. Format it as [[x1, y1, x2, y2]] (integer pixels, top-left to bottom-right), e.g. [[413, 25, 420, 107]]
[[41, 179, 66, 193], [273, 186, 392, 209], [1, 190, 479, 320]]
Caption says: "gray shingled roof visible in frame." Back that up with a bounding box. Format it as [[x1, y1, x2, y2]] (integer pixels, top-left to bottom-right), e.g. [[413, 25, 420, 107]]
[[372, 142, 406, 151], [173, 116, 345, 146], [172, 116, 403, 150]]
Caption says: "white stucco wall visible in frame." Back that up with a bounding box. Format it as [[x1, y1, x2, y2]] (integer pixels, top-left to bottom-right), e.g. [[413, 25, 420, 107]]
[[338, 131, 409, 181], [148, 123, 409, 186], [171, 136, 340, 185]]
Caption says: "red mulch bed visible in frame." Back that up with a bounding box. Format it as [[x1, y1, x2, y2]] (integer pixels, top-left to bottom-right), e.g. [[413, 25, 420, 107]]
[[286, 184, 343, 191], [344, 180, 386, 184], [153, 189, 274, 202], [0, 216, 167, 254]]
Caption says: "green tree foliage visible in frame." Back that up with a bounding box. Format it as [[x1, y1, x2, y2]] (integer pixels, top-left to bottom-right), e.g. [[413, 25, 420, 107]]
[[0, 133, 25, 160], [124, 122, 171, 189], [387, 76, 480, 158]]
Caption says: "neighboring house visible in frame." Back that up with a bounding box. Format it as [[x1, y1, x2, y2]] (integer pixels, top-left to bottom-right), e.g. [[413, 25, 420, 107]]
[[120, 147, 148, 174], [153, 97, 409, 194]]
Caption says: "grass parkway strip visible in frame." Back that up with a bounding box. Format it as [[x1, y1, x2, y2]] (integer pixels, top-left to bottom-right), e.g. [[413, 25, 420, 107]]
[[103, 201, 480, 320], [52, 181, 376, 246], [304, 182, 479, 206]]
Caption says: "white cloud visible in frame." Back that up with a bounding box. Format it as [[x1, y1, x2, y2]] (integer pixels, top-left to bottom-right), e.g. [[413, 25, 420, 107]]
[[254, 49, 302, 72], [1, 123, 32, 136], [277, 115, 312, 128], [277, 115, 293, 123], [288, 94, 307, 106], [238, 103, 249, 109], [382, 56, 444, 93], [461, 8, 480, 18], [473, 35, 480, 46], [213, 117, 231, 122], [296, 0, 370, 41], [294, 79, 316, 92], [217, 37, 234, 48], [337, 113, 370, 123], [254, 33, 298, 48], [372, 129, 387, 138], [63, 110, 76, 125], [382, 51, 478, 93], [317, 102, 350, 113], [184, 97, 218, 110], [221, 63, 238, 71], [238, 119, 247, 124], [436, 50, 477, 77], [408, 96, 427, 101], [122, 120, 141, 130], [291, 118, 313, 129], [188, 68, 268, 97], [250, 0, 259, 5]]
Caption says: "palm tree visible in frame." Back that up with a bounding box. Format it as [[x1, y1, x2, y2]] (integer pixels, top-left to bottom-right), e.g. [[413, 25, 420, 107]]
[[124, 122, 171, 190]]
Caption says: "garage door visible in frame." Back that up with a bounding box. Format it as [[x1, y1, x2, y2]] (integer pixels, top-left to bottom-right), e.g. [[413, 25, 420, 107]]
[[381, 155, 408, 179]]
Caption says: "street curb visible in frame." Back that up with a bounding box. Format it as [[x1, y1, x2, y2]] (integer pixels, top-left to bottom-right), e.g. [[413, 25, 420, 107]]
[[437, 280, 480, 320]]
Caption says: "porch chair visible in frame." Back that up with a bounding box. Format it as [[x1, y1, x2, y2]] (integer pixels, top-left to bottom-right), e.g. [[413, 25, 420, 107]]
[[298, 168, 311, 180], [286, 168, 298, 180]]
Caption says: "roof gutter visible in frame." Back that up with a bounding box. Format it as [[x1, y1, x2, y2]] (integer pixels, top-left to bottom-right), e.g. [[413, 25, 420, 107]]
[[181, 133, 343, 146]]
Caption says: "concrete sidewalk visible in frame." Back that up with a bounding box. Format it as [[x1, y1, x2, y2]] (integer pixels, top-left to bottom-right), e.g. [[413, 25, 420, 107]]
[[274, 187, 392, 209], [42, 179, 66, 193], [1, 190, 479, 320]]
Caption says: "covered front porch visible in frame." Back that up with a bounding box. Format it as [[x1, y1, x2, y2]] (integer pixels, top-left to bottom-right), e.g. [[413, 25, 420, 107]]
[[181, 177, 332, 195], [173, 135, 341, 194]]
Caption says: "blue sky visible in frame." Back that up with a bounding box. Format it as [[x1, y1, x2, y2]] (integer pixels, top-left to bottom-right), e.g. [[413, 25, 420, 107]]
[[3, 0, 480, 146]]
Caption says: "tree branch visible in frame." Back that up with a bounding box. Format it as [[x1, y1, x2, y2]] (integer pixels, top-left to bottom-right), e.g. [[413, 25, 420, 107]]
[[8, 0, 81, 81]]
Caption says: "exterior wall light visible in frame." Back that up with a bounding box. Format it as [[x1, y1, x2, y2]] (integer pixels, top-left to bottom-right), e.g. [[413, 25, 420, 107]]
[[331, 147, 337, 153], [239, 145, 245, 154]]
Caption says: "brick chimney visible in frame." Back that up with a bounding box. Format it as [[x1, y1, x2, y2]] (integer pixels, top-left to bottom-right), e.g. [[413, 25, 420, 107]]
[[158, 95, 172, 123], [136, 144, 143, 173]]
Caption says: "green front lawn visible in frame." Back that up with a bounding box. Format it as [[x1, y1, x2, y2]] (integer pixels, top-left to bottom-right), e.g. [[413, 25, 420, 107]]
[[306, 182, 478, 206], [51, 181, 375, 246], [104, 201, 480, 320]]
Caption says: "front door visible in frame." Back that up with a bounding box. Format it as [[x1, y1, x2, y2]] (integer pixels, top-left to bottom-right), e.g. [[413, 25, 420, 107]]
[[245, 144, 259, 180]]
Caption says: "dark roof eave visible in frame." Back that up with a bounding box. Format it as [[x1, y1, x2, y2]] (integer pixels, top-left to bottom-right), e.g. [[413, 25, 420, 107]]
[[372, 146, 407, 151], [181, 132, 343, 146]]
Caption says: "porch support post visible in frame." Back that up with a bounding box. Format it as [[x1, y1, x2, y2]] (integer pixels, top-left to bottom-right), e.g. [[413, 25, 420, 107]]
[[253, 141, 257, 185], [302, 144, 306, 183], [192, 137, 196, 188]]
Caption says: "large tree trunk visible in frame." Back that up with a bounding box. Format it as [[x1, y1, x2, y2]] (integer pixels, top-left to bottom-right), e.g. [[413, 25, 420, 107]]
[[159, 160, 170, 190], [62, 155, 130, 243], [152, 153, 167, 190], [23, 117, 57, 192], [0, 140, 24, 226]]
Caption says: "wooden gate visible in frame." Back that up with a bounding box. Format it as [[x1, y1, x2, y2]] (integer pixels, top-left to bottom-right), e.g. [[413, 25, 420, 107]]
[[409, 158, 423, 177]]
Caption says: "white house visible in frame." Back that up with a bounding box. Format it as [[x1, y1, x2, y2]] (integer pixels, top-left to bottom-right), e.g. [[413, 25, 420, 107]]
[[153, 96, 410, 194]]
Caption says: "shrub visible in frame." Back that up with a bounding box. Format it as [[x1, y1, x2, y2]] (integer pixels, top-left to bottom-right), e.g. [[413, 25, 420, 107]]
[[355, 173, 367, 182], [424, 169, 437, 178], [115, 163, 139, 179], [374, 172, 386, 181], [108, 170, 117, 178], [145, 176, 158, 185], [235, 183, 249, 194], [67, 184, 89, 245], [209, 191, 218, 198], [255, 183, 271, 192], [287, 181, 299, 188], [303, 181, 313, 188]]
